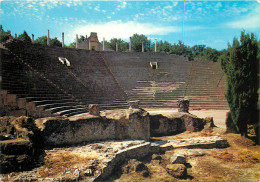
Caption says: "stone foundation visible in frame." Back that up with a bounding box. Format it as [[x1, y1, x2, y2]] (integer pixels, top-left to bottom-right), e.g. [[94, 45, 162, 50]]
[[35, 109, 150, 147]]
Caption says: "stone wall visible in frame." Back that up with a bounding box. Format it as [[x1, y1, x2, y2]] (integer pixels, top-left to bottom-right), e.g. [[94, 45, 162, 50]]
[[150, 112, 209, 137], [35, 109, 150, 147]]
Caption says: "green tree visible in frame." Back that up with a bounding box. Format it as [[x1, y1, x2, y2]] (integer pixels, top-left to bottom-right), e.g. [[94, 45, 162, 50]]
[[50, 37, 62, 47], [170, 40, 193, 61], [105, 38, 128, 52], [67, 35, 87, 48], [17, 31, 31, 43], [34, 36, 47, 45], [0, 25, 12, 42], [219, 31, 259, 136], [131, 33, 151, 52], [154, 40, 172, 53], [35, 36, 62, 47]]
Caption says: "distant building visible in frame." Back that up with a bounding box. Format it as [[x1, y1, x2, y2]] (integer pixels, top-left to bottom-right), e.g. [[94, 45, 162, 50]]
[[78, 32, 113, 51]]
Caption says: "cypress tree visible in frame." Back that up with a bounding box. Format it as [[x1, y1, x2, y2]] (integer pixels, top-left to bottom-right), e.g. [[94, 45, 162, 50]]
[[219, 31, 259, 136]]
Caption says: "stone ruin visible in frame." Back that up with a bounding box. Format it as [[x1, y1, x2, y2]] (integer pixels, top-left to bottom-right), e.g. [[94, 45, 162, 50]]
[[0, 37, 230, 180], [0, 107, 229, 180]]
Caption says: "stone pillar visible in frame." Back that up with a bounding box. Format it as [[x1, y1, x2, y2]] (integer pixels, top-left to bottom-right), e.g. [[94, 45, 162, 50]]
[[103, 37, 105, 51], [15, 33, 17, 39], [89, 39, 91, 50], [129, 100, 140, 109], [47, 30, 50, 46], [142, 42, 144, 52], [88, 104, 100, 116], [129, 37, 132, 52], [177, 99, 190, 113], [155, 39, 157, 52], [62, 32, 64, 48], [76, 34, 78, 48], [31, 34, 34, 43], [116, 42, 118, 52]]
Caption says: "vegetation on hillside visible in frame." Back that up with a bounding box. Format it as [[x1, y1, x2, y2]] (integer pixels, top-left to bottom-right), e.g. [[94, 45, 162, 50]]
[[0, 25, 12, 42], [219, 31, 259, 139]]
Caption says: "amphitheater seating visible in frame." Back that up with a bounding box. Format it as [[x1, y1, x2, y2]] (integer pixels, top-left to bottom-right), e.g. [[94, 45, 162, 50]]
[[1, 40, 229, 118], [1, 48, 88, 117], [2, 40, 128, 117], [102, 52, 229, 110]]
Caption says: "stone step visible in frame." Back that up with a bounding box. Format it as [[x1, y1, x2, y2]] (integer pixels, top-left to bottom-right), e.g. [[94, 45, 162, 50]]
[[46, 105, 86, 114], [54, 107, 87, 116]]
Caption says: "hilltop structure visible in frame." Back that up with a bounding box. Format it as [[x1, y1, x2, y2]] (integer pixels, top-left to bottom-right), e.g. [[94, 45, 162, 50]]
[[78, 32, 112, 51]]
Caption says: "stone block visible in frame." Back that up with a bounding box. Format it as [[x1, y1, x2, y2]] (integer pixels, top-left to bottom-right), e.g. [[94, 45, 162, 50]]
[[166, 164, 187, 179], [170, 153, 186, 164], [26, 102, 37, 111], [177, 99, 189, 113], [9, 109, 26, 117], [4, 94, 17, 106], [88, 104, 100, 116], [129, 100, 140, 109], [17, 98, 26, 109]]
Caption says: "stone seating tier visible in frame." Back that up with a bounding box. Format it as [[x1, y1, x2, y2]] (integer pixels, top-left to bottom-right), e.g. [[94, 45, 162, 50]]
[[2, 40, 229, 114], [102, 52, 228, 110], [1, 47, 88, 117]]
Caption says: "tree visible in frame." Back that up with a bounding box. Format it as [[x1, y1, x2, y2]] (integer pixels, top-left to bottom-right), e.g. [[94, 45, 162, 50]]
[[131, 33, 151, 52], [34, 36, 47, 45], [35, 36, 62, 47], [219, 31, 259, 136], [170, 40, 193, 61], [154, 40, 172, 53], [17, 31, 31, 43], [67, 35, 87, 48], [105, 38, 128, 52], [50, 37, 62, 47], [0, 25, 12, 42]]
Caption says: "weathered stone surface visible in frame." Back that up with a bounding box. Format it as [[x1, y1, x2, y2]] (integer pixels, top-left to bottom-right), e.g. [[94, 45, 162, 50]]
[[166, 164, 187, 179], [88, 104, 100, 116], [186, 149, 207, 157], [0, 139, 33, 173], [177, 99, 190, 113], [35, 109, 150, 147], [0, 116, 44, 174], [167, 136, 229, 149], [181, 114, 205, 132], [152, 154, 162, 161], [170, 153, 186, 164], [203, 117, 216, 132], [150, 112, 206, 136], [129, 100, 140, 109]]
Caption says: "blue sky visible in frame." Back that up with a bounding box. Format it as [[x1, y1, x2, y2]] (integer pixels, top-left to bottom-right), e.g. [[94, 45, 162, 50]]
[[1, 0, 259, 50]]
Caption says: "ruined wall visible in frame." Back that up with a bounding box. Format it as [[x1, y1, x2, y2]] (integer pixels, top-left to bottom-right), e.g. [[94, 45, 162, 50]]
[[35, 109, 150, 147], [150, 112, 209, 137]]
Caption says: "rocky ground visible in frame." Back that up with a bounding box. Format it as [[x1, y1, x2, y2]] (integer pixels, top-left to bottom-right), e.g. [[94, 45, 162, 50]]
[[110, 130, 260, 181], [0, 109, 259, 181]]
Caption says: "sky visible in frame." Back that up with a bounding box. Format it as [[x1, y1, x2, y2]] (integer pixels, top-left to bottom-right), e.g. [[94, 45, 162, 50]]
[[0, 0, 259, 50]]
